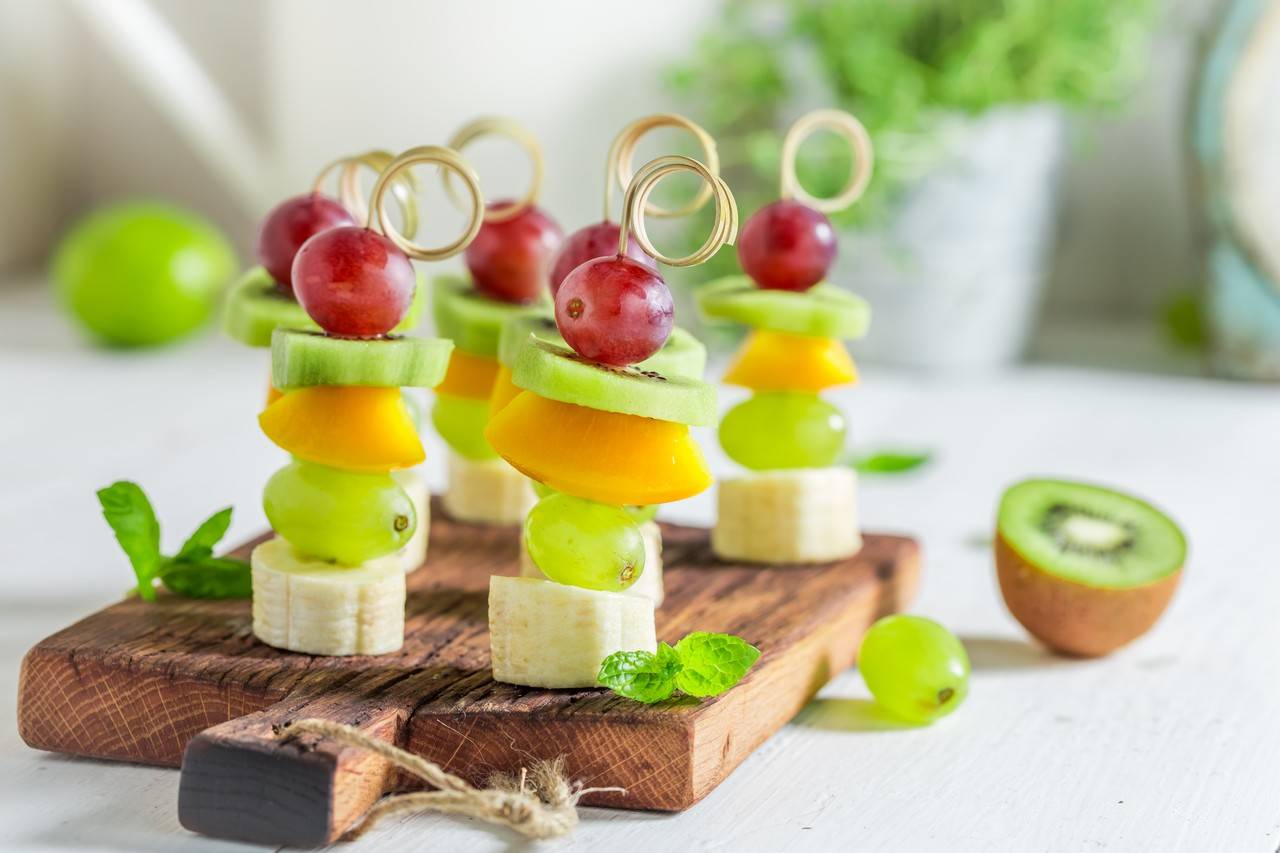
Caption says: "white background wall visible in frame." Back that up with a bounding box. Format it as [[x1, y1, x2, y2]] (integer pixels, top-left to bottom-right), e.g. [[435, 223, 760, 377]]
[[0, 0, 1225, 325]]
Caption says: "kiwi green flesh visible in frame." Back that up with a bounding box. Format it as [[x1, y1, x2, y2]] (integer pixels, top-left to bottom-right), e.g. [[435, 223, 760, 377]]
[[271, 329, 453, 390], [224, 266, 425, 347], [695, 275, 871, 339], [998, 479, 1185, 589], [511, 338, 716, 426], [499, 316, 706, 381], [432, 274, 550, 357]]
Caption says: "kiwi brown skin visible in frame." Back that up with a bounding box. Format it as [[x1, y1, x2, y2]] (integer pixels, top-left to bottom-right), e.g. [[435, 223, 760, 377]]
[[995, 533, 1182, 657]]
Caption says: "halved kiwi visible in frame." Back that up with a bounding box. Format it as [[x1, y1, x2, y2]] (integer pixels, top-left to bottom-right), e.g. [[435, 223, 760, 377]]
[[511, 338, 716, 426], [498, 315, 707, 380], [271, 329, 453, 390], [996, 478, 1185, 657], [695, 275, 870, 339], [431, 275, 550, 357], [224, 267, 425, 347]]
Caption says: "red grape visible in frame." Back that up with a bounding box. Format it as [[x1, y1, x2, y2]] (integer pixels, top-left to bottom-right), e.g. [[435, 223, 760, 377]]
[[465, 200, 563, 304], [549, 220, 656, 295], [256, 193, 355, 296], [738, 199, 836, 292], [555, 256, 672, 366], [292, 226, 415, 337]]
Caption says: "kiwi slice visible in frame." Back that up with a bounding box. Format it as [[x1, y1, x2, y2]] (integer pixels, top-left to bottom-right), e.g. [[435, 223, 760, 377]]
[[996, 478, 1185, 657], [695, 275, 870, 339], [498, 315, 707, 380], [272, 329, 453, 390], [224, 267, 426, 347], [432, 275, 550, 358], [511, 338, 716, 426]]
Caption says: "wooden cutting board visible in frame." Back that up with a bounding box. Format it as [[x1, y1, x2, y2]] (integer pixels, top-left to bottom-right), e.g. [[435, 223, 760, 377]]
[[17, 499, 919, 846]]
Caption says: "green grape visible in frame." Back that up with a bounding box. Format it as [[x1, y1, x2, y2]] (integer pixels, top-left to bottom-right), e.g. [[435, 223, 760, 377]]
[[432, 393, 498, 460], [719, 392, 846, 470], [626, 504, 658, 524], [54, 202, 236, 346], [858, 615, 970, 724], [263, 460, 415, 565], [532, 481, 655, 524], [524, 493, 645, 591]]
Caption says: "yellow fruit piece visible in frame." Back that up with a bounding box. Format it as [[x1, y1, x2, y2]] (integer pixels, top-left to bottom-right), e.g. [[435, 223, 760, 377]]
[[723, 329, 857, 392], [485, 392, 711, 506], [488, 364, 523, 417], [259, 386, 424, 473], [435, 349, 500, 400]]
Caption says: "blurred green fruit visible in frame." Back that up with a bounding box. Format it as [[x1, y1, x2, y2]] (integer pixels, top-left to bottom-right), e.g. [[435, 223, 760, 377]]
[[53, 202, 236, 346]]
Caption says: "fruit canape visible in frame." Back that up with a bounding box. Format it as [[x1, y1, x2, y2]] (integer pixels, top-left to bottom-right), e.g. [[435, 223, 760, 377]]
[[697, 109, 875, 564], [430, 118, 562, 524], [482, 154, 737, 687], [226, 152, 433, 572], [496, 114, 719, 605], [251, 146, 485, 656]]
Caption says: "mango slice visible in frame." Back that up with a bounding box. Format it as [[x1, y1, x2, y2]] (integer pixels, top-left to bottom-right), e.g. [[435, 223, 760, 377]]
[[723, 329, 857, 392], [485, 391, 711, 506], [259, 386, 424, 473], [488, 364, 524, 417], [435, 349, 500, 400]]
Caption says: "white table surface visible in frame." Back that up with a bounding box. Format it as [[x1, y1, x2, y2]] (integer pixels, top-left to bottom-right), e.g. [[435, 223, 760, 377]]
[[1, 283, 1277, 853]]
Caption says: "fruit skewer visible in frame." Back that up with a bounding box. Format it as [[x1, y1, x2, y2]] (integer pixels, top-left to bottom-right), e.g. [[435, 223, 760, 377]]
[[696, 109, 875, 564], [484, 154, 737, 687], [430, 118, 561, 524], [225, 152, 434, 572], [252, 146, 486, 656], [503, 114, 720, 605]]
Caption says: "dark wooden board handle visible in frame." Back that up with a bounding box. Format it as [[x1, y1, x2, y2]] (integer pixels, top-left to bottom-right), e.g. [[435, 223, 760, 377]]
[[178, 692, 404, 846]]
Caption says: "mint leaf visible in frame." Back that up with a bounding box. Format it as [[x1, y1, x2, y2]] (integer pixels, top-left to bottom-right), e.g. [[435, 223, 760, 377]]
[[97, 481, 161, 601], [598, 643, 683, 704], [176, 506, 233, 562], [852, 451, 932, 475], [160, 556, 251, 599], [673, 632, 760, 698]]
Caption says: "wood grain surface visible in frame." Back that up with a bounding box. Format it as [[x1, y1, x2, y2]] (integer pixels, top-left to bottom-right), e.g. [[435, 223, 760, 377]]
[[18, 500, 918, 846]]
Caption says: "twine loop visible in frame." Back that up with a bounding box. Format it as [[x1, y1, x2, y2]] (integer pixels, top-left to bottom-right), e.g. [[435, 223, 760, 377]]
[[618, 154, 737, 267], [281, 718, 623, 841], [779, 108, 874, 214]]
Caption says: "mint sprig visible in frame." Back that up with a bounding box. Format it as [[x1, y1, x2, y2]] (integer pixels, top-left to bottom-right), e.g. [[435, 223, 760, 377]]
[[97, 481, 251, 600], [598, 632, 760, 704], [850, 451, 932, 475]]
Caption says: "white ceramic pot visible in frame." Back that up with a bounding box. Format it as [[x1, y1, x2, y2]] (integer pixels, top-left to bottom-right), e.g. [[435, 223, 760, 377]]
[[841, 105, 1067, 371]]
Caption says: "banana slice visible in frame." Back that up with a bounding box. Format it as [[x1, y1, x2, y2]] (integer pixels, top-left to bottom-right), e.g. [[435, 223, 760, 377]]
[[713, 467, 862, 564], [489, 576, 656, 688], [519, 520, 665, 606], [392, 468, 430, 573], [442, 450, 535, 524], [251, 537, 405, 656]]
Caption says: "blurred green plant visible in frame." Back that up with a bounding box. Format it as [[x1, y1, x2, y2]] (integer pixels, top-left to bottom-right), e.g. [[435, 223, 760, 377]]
[[661, 0, 1156, 283]]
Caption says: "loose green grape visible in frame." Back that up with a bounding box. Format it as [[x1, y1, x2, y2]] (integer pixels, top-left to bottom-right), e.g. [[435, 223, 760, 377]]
[[858, 615, 970, 724], [263, 460, 415, 565], [432, 393, 498, 460], [524, 492, 645, 591], [719, 392, 846, 470]]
